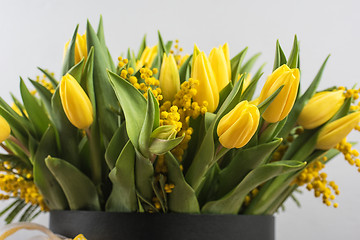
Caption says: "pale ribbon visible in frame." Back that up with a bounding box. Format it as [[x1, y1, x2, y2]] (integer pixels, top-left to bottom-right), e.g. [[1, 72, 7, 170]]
[[0, 222, 86, 240]]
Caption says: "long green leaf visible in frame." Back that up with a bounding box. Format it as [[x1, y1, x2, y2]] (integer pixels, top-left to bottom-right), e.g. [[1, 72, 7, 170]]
[[33, 126, 68, 210], [108, 71, 147, 150], [139, 90, 159, 157], [201, 160, 305, 214], [106, 140, 137, 212], [230, 47, 248, 83], [20, 78, 51, 136], [273, 40, 287, 71], [105, 123, 128, 170], [165, 152, 200, 213], [87, 20, 119, 145], [215, 138, 283, 198], [62, 25, 78, 75], [45, 156, 101, 210]]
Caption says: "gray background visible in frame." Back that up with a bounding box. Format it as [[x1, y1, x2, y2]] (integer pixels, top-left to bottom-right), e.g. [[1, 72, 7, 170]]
[[0, 0, 359, 239]]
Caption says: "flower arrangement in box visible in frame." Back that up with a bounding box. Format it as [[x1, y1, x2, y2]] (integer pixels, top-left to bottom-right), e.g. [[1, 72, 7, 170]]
[[0, 17, 360, 239]]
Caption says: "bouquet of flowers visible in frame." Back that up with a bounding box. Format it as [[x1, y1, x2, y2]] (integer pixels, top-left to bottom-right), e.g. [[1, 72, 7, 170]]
[[0, 17, 359, 232]]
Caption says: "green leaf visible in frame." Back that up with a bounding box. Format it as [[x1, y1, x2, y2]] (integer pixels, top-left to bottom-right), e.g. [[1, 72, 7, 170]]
[[62, 25, 78, 75], [5, 200, 26, 224], [259, 117, 287, 143], [230, 47, 248, 84], [240, 53, 261, 74], [217, 81, 233, 112], [45, 156, 101, 210], [179, 55, 192, 84], [67, 58, 85, 83], [258, 85, 284, 115], [287, 35, 300, 69], [51, 88, 79, 167], [165, 152, 200, 213], [29, 79, 52, 114], [139, 90, 159, 157], [97, 16, 116, 72], [215, 138, 283, 198], [20, 204, 38, 222], [278, 56, 330, 138], [20, 78, 51, 137], [37, 67, 58, 88], [108, 71, 147, 150], [105, 123, 129, 170], [81, 47, 96, 113], [106, 140, 137, 212], [135, 149, 154, 202], [185, 121, 216, 191], [149, 135, 185, 155], [136, 34, 147, 60], [273, 40, 287, 71], [87, 20, 119, 145], [241, 72, 263, 101], [33, 126, 68, 210], [201, 160, 305, 214]]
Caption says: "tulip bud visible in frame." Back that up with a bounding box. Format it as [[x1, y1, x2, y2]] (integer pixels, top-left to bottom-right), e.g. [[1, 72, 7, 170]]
[[151, 125, 177, 140], [222, 43, 231, 81], [136, 45, 158, 70], [259, 64, 300, 123], [209, 46, 230, 91], [192, 52, 219, 112], [191, 44, 201, 72], [217, 101, 260, 149], [60, 74, 93, 129], [316, 111, 360, 150], [63, 33, 87, 64], [0, 116, 11, 142], [159, 54, 180, 101], [298, 90, 345, 129]]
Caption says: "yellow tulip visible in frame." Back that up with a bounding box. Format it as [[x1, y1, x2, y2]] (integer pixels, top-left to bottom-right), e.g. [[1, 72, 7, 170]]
[[0, 115, 11, 142], [298, 90, 345, 129], [217, 101, 260, 149], [136, 45, 158, 70], [316, 111, 360, 150], [192, 52, 219, 112], [64, 33, 87, 64], [191, 44, 201, 72], [60, 74, 93, 129], [209, 45, 230, 91], [222, 43, 231, 81], [159, 54, 180, 101], [259, 64, 300, 123]]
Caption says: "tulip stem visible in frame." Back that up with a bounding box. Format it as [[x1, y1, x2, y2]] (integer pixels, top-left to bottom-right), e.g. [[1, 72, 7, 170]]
[[85, 127, 102, 185], [8, 136, 29, 157], [214, 145, 230, 163], [259, 121, 270, 135]]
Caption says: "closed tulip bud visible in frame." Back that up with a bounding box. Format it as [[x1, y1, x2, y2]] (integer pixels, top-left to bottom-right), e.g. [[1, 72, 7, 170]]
[[191, 44, 201, 72], [60, 74, 93, 129], [222, 43, 231, 81], [63, 33, 87, 64], [160, 54, 180, 101], [192, 52, 219, 112], [217, 101, 260, 149], [209, 46, 230, 91], [259, 64, 300, 123], [136, 45, 158, 70], [0, 116, 11, 142], [316, 111, 360, 150], [298, 90, 345, 129]]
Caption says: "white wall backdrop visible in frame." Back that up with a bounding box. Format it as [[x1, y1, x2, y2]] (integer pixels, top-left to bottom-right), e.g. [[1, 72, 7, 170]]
[[0, 0, 360, 239]]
